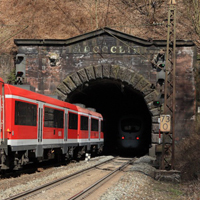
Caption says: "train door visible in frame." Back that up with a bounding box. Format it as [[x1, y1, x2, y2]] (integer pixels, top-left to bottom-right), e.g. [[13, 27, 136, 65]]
[[38, 102, 43, 142], [62, 108, 68, 154], [0, 79, 5, 143], [88, 115, 91, 141], [98, 119, 101, 141], [36, 102, 44, 157], [64, 108, 68, 141]]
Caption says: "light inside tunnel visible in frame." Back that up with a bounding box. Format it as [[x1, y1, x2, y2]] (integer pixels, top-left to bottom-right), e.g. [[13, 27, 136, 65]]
[[67, 79, 152, 156]]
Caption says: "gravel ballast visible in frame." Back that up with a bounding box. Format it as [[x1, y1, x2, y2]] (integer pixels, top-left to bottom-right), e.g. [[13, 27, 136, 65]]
[[0, 155, 199, 200]]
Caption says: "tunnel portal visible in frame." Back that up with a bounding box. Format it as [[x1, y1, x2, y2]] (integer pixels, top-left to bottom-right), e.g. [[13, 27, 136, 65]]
[[66, 79, 152, 155], [14, 27, 196, 160]]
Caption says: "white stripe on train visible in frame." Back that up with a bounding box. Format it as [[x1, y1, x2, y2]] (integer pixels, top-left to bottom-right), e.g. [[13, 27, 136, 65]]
[[8, 138, 103, 146]]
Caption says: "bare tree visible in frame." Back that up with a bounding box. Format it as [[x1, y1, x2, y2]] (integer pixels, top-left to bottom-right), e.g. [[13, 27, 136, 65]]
[[184, 0, 200, 37]]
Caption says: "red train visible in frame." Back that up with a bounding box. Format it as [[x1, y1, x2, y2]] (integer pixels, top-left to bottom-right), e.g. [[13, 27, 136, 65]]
[[0, 78, 104, 170]]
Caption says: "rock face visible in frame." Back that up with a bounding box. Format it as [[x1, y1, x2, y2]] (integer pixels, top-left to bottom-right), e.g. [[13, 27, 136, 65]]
[[132, 156, 181, 183], [131, 156, 157, 179], [14, 27, 196, 157]]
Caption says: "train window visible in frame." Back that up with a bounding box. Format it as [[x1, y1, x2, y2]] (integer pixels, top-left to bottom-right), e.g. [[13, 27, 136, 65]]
[[91, 118, 98, 131], [44, 107, 64, 128], [121, 118, 141, 132], [15, 101, 37, 126], [69, 112, 78, 130], [81, 116, 88, 130]]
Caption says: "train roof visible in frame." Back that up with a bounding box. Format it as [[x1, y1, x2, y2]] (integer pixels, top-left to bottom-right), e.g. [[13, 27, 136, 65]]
[[4, 83, 78, 111], [76, 106, 103, 118], [4, 83, 103, 117]]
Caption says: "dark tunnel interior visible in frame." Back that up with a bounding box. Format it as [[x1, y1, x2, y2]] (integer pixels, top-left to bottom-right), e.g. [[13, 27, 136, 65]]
[[67, 79, 152, 156]]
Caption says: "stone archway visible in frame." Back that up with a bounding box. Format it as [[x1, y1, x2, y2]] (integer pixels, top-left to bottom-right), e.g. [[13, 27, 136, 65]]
[[57, 64, 159, 116], [56, 64, 160, 155]]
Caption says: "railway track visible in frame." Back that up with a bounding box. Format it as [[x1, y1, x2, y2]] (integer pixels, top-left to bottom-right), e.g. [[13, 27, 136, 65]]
[[4, 157, 134, 200], [68, 157, 133, 200], [3, 157, 115, 200]]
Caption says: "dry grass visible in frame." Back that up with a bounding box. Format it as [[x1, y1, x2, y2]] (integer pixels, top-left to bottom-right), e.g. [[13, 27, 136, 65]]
[[175, 127, 200, 181]]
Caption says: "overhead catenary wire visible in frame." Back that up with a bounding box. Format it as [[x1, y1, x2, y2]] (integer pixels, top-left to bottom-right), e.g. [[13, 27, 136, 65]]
[[112, 1, 138, 25], [104, 0, 110, 26], [51, 0, 83, 34], [0, 25, 29, 45], [95, 0, 98, 29], [79, 0, 95, 30], [30, 0, 39, 39], [0, 0, 37, 46]]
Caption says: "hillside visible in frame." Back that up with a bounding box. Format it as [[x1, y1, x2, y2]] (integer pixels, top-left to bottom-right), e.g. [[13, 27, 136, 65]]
[[0, 0, 199, 54]]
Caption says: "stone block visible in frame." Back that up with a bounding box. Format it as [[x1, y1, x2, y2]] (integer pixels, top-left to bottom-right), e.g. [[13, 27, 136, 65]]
[[147, 101, 154, 110], [130, 73, 142, 87], [117, 66, 127, 80], [150, 108, 160, 116], [57, 83, 71, 94], [70, 73, 82, 86], [77, 68, 89, 83], [110, 65, 119, 79], [152, 116, 160, 123], [149, 144, 156, 157], [152, 123, 159, 134], [56, 89, 67, 101], [85, 66, 95, 80], [144, 90, 158, 103], [102, 64, 111, 78], [63, 76, 76, 91], [141, 83, 154, 95], [123, 69, 135, 84], [154, 170, 181, 183], [135, 77, 149, 91], [93, 65, 103, 78]]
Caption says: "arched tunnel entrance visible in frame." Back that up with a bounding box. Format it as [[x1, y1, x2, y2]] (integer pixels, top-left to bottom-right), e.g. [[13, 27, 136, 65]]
[[66, 78, 152, 156]]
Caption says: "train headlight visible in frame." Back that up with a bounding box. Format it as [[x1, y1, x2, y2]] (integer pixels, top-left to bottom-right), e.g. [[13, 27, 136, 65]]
[[7, 129, 11, 133]]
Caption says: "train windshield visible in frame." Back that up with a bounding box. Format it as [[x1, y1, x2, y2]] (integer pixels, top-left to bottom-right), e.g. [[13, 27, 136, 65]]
[[121, 118, 141, 132]]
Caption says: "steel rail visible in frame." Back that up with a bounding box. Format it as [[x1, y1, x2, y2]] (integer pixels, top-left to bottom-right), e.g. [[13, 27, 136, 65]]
[[68, 159, 133, 200], [4, 157, 116, 200]]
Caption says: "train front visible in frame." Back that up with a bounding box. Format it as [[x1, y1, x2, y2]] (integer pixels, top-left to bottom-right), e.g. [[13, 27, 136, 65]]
[[117, 115, 150, 155]]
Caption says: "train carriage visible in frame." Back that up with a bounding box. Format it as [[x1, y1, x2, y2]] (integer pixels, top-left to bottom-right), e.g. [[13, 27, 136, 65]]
[[0, 78, 104, 170], [76, 106, 103, 145]]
